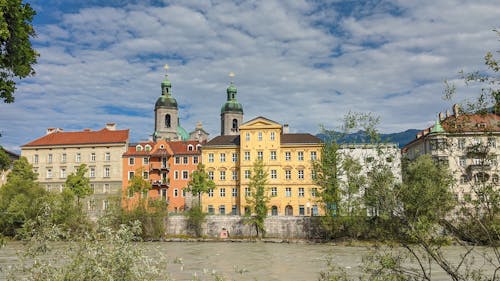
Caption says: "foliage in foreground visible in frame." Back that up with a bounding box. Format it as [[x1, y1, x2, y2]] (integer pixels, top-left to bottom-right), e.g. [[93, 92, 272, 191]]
[[244, 160, 270, 238], [185, 203, 206, 237]]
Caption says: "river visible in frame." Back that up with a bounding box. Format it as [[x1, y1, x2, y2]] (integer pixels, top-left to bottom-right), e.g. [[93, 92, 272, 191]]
[[0, 241, 496, 280]]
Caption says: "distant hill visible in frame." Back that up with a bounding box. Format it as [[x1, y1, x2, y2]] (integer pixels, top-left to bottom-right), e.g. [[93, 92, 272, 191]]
[[316, 129, 420, 148]]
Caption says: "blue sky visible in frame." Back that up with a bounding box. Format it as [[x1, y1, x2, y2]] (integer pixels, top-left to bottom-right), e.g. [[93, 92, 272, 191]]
[[1, 0, 499, 151]]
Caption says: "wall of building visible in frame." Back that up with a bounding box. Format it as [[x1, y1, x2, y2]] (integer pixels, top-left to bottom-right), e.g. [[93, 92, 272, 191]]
[[166, 215, 326, 239]]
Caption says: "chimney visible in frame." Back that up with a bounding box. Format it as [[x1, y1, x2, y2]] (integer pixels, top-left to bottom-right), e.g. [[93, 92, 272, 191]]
[[105, 123, 116, 131], [452, 104, 460, 117], [83, 128, 91, 132], [438, 112, 444, 121], [283, 124, 289, 134], [46, 128, 56, 135]]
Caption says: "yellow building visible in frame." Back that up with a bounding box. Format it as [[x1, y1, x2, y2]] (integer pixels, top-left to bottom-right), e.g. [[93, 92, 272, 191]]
[[202, 116, 323, 216]]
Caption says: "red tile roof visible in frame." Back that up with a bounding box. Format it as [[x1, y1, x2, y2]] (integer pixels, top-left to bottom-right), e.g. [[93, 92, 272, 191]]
[[22, 128, 129, 147], [123, 142, 155, 156], [442, 113, 500, 133], [168, 141, 201, 155]]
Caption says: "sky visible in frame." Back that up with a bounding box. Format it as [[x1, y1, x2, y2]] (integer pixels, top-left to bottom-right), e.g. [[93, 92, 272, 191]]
[[0, 0, 499, 152]]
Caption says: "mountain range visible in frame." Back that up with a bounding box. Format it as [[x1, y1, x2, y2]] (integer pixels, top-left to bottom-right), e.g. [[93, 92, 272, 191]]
[[316, 129, 420, 149]]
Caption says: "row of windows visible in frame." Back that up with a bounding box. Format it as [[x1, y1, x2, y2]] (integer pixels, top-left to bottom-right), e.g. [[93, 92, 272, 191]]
[[206, 204, 320, 216], [243, 131, 277, 142], [34, 152, 112, 164], [207, 169, 316, 181], [44, 166, 111, 179], [45, 183, 113, 194], [207, 151, 317, 163], [128, 156, 198, 166], [456, 137, 496, 149], [206, 187, 318, 198], [174, 156, 199, 165]]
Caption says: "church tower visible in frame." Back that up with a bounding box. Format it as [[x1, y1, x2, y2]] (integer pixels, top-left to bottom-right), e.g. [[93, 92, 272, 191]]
[[154, 65, 179, 141], [221, 72, 243, 135]]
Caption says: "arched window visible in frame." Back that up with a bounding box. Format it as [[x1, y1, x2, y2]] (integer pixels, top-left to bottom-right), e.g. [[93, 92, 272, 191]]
[[165, 114, 171, 128], [232, 119, 238, 132], [285, 205, 293, 216], [271, 206, 278, 216], [188, 145, 193, 151], [136, 145, 143, 151]]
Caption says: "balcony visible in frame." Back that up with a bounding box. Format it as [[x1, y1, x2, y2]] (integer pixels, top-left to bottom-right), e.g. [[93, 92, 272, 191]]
[[151, 179, 170, 188], [150, 163, 170, 172]]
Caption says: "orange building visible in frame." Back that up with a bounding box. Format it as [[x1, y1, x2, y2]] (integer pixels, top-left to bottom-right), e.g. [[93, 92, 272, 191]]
[[122, 140, 201, 213]]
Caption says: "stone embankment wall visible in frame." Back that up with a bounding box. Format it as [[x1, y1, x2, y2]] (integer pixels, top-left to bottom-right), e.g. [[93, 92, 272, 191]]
[[166, 216, 326, 239]]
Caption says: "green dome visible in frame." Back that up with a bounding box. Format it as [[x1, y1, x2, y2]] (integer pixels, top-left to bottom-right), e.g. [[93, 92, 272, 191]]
[[177, 126, 189, 141], [227, 84, 237, 94], [155, 95, 178, 108], [221, 101, 243, 114]]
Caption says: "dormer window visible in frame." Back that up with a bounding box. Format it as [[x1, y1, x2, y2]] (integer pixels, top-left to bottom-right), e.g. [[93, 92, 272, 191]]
[[160, 144, 165, 149], [136, 145, 143, 151], [196, 144, 201, 151], [478, 123, 486, 129], [188, 144, 193, 151], [145, 144, 152, 151]]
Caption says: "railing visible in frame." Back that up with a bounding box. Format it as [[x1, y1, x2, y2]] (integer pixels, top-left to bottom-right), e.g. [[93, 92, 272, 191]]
[[149, 163, 170, 171]]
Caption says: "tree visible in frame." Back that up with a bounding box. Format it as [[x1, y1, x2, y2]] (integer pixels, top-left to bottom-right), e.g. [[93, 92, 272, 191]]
[[245, 160, 270, 238], [0, 146, 10, 171], [127, 168, 152, 201], [65, 164, 92, 205], [186, 163, 215, 206], [0, 0, 38, 103]]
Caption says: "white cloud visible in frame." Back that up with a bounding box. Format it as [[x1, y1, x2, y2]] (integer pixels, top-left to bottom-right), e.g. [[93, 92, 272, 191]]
[[0, 0, 499, 151]]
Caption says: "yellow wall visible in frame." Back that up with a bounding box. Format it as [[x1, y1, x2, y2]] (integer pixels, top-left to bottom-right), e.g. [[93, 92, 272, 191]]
[[201, 117, 323, 216]]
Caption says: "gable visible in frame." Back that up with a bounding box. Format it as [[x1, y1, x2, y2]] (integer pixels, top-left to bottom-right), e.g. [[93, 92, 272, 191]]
[[239, 116, 282, 130]]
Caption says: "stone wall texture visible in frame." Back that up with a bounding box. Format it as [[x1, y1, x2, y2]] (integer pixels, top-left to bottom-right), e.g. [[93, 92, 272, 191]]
[[166, 216, 326, 239]]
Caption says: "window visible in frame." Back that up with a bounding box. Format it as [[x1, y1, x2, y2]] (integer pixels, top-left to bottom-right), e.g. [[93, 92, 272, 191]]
[[208, 171, 214, 180], [232, 153, 238, 162], [193, 156, 198, 164], [208, 205, 214, 215], [174, 188, 179, 197], [208, 153, 214, 163], [310, 151, 317, 161], [220, 188, 226, 197], [299, 205, 305, 216], [245, 187, 251, 196], [270, 151, 277, 160], [271, 187, 277, 197], [143, 171, 149, 179], [270, 170, 277, 179], [143, 157, 149, 164], [103, 184, 110, 194], [257, 151, 263, 160], [298, 187, 304, 197], [145, 145, 152, 151], [312, 205, 319, 216], [208, 189, 214, 197], [90, 167, 96, 178], [245, 132, 250, 141], [220, 153, 226, 162], [285, 170, 291, 180], [128, 157, 134, 165], [103, 200, 109, 211], [459, 157, 467, 167], [46, 168, 52, 178], [219, 205, 226, 215], [271, 206, 278, 216], [182, 171, 189, 179], [285, 152, 291, 161], [48, 154, 53, 163], [244, 151, 250, 161], [161, 189, 167, 200], [270, 132, 275, 141], [183, 157, 188, 164], [34, 154, 38, 164], [175, 157, 180, 164], [165, 114, 171, 128], [91, 153, 96, 162], [258, 132, 262, 141], [232, 119, 238, 132], [76, 153, 81, 163], [220, 171, 226, 180], [104, 167, 110, 177], [188, 145, 193, 151], [232, 170, 238, 180], [298, 151, 304, 161], [298, 170, 304, 180], [128, 171, 135, 180], [136, 145, 143, 151], [232, 205, 238, 215], [244, 170, 251, 179], [174, 171, 179, 180], [232, 188, 238, 197], [182, 189, 186, 197], [61, 153, 67, 163], [311, 170, 317, 180], [90, 184, 95, 194], [105, 152, 111, 161], [285, 187, 292, 197], [311, 188, 317, 197], [488, 137, 496, 148]]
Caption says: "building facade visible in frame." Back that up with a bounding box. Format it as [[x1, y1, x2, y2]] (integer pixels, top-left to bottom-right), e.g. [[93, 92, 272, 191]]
[[0, 147, 20, 187], [122, 140, 201, 213], [202, 116, 323, 216], [403, 105, 500, 200], [21, 123, 129, 219]]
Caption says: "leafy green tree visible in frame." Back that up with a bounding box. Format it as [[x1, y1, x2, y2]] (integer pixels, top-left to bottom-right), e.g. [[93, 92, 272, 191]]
[[185, 204, 206, 237], [0, 146, 11, 171], [186, 163, 215, 206], [65, 164, 92, 205], [127, 168, 152, 200], [0, 0, 38, 103], [0, 157, 45, 236], [245, 160, 270, 238]]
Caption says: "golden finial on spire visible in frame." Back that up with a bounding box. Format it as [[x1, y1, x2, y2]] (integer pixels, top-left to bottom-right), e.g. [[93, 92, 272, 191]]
[[164, 64, 169, 71], [229, 72, 235, 84]]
